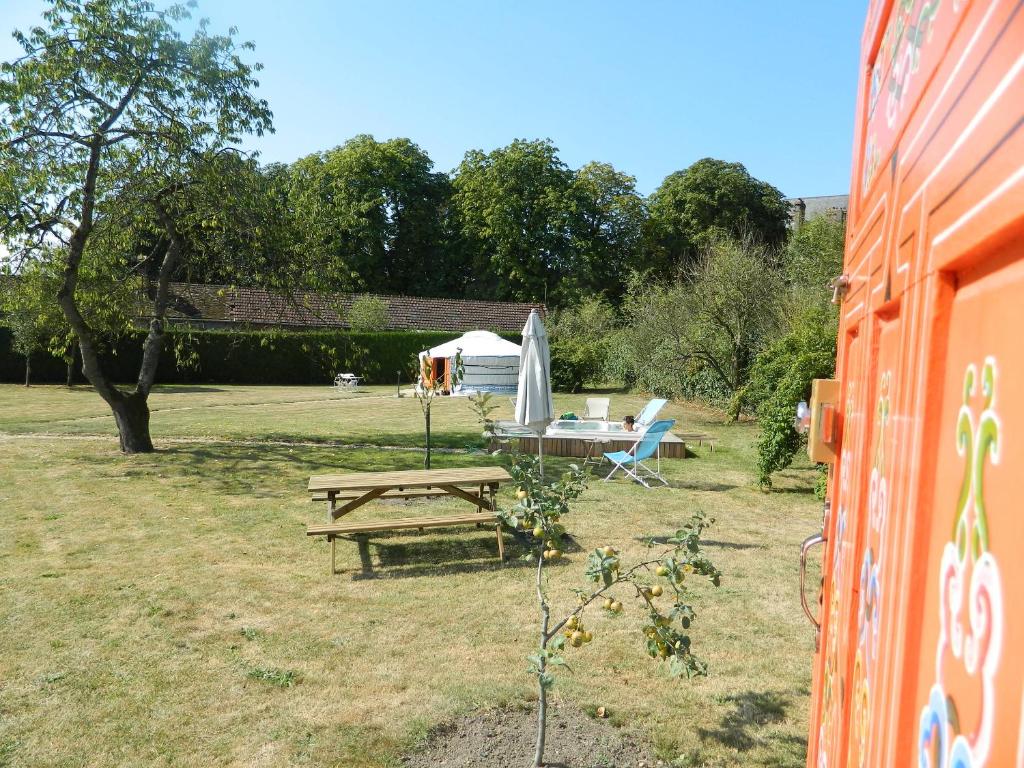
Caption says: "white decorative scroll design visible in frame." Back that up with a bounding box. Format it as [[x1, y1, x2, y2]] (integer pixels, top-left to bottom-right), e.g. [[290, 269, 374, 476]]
[[918, 357, 1004, 767]]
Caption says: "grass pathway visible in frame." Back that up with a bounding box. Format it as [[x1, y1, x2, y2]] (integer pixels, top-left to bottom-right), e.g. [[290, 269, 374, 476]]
[[0, 431, 468, 453]]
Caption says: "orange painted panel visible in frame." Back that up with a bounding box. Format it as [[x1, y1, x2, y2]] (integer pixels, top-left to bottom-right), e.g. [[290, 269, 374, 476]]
[[908, 247, 1024, 768], [859, 0, 970, 203], [846, 309, 906, 768], [813, 321, 875, 766], [805, 0, 1024, 765]]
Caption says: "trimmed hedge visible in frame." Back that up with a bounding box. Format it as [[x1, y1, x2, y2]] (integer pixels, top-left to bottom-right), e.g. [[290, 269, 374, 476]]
[[0, 326, 522, 386]]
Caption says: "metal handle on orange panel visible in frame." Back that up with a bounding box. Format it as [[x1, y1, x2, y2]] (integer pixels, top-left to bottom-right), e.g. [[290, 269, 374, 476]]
[[821, 404, 835, 443], [800, 532, 825, 650]]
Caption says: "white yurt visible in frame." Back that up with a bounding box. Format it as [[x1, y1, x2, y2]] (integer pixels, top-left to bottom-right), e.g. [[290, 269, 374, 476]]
[[419, 331, 522, 394]]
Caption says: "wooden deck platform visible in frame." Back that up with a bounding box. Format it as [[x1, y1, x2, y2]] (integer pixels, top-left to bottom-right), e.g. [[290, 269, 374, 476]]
[[490, 431, 691, 459]]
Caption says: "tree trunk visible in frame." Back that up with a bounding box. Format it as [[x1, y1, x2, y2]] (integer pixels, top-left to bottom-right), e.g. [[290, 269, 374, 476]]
[[66, 345, 76, 388], [729, 345, 742, 423], [109, 393, 154, 453], [68, 331, 158, 453], [24, 354, 30, 387], [534, 656, 548, 768], [52, 130, 168, 455], [534, 551, 549, 767], [424, 408, 431, 469]]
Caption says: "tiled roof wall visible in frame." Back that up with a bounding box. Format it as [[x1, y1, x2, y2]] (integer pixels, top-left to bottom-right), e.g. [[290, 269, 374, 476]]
[[160, 283, 544, 333]]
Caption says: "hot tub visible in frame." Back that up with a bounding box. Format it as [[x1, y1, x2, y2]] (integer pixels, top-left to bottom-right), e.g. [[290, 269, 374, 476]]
[[491, 420, 686, 459], [547, 420, 627, 434]]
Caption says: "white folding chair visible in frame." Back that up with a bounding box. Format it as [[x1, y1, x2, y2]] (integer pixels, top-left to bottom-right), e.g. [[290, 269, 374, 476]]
[[583, 397, 610, 420]]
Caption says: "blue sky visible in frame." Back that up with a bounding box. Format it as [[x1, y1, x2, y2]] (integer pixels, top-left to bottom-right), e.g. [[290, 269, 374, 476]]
[[1, 0, 866, 197]]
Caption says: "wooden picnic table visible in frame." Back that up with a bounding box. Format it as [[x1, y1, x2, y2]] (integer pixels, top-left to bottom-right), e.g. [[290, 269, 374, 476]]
[[306, 466, 513, 573]]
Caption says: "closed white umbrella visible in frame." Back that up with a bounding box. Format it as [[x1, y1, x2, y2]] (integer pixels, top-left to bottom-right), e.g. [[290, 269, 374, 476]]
[[515, 310, 555, 476]]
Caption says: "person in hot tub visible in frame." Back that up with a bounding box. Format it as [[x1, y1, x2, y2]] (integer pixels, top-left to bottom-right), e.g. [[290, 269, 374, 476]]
[[622, 415, 636, 432]]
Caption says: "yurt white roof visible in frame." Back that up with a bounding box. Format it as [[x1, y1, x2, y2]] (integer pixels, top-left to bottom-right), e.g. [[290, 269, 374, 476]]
[[420, 331, 521, 391], [421, 330, 521, 359]]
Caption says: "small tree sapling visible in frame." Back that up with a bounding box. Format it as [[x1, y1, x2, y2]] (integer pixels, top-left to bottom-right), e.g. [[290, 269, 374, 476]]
[[412, 351, 463, 468], [498, 455, 721, 768]]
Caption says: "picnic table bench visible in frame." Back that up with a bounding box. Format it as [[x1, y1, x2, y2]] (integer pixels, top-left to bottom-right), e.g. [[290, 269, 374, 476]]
[[306, 466, 513, 573]]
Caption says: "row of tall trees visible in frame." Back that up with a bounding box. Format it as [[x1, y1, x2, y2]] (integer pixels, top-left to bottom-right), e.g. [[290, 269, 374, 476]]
[[180, 137, 791, 308]]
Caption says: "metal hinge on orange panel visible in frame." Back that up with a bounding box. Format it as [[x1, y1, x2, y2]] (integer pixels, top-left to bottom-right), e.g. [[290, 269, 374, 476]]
[[807, 379, 840, 464]]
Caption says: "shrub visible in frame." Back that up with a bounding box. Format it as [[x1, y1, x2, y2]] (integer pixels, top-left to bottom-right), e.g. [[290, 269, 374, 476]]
[[609, 333, 733, 405], [345, 295, 390, 331], [742, 215, 845, 487], [0, 326, 521, 386], [742, 301, 838, 487], [612, 237, 783, 413], [548, 297, 618, 393]]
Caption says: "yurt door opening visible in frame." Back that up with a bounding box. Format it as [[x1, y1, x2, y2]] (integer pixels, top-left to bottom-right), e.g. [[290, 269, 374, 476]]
[[431, 357, 451, 394]]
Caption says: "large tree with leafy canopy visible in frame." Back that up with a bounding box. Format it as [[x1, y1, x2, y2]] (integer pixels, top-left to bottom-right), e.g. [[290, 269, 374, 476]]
[[565, 161, 646, 304], [288, 135, 457, 296], [76, 153, 294, 297], [645, 158, 790, 274], [451, 138, 574, 305], [135, 156, 296, 289], [0, 0, 274, 452], [616, 235, 784, 411]]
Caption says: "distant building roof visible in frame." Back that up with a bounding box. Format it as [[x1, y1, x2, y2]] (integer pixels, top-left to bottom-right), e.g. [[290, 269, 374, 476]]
[[786, 195, 849, 227], [153, 283, 544, 334]]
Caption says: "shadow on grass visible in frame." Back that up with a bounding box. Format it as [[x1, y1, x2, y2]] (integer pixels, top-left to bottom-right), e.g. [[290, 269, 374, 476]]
[[575, 386, 630, 396], [152, 385, 228, 394], [72, 442, 510, 498], [666, 479, 739, 492], [638, 535, 761, 551], [703, 538, 762, 550], [343, 529, 581, 580], [204, 428, 483, 451], [768, 484, 817, 496], [350, 533, 529, 580], [697, 690, 806, 763], [767, 469, 820, 497]]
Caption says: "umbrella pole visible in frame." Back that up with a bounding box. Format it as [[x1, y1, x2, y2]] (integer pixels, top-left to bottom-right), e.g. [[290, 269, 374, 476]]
[[538, 429, 544, 479]]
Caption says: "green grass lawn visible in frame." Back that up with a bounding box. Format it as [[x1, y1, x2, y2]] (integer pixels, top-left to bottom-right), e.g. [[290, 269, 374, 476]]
[[0, 384, 821, 767]]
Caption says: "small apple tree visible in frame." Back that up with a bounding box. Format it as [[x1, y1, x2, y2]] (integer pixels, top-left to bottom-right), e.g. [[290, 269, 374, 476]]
[[411, 350, 463, 468], [498, 454, 721, 768]]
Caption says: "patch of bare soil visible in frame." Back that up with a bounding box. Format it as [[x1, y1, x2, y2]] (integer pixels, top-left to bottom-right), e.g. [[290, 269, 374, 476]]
[[401, 704, 658, 768]]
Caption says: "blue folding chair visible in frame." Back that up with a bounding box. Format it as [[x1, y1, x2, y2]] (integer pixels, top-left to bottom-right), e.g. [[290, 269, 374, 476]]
[[603, 419, 675, 487]]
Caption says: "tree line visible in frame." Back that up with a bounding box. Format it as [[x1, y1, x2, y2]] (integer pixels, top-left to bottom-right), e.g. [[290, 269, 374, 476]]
[[169, 135, 793, 309]]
